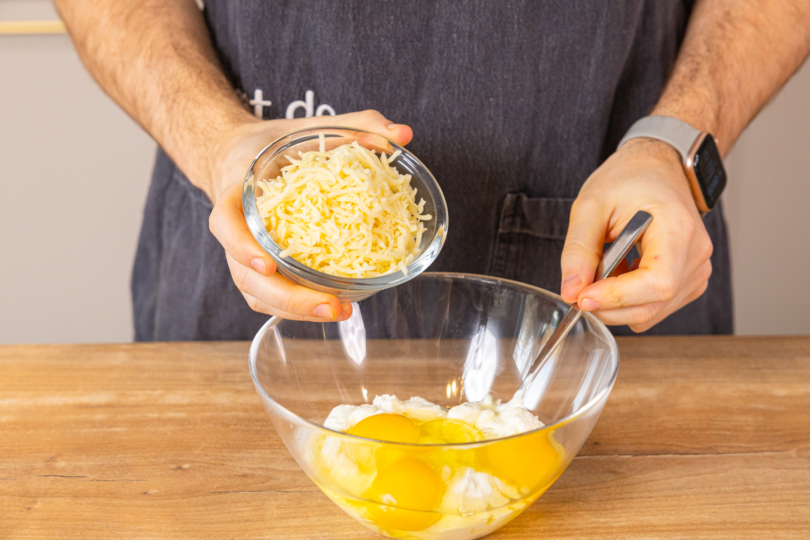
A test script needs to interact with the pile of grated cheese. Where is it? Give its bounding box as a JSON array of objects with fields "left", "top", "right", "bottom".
[{"left": 255, "top": 135, "right": 432, "bottom": 278}]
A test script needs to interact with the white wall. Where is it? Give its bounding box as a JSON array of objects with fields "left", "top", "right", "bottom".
[{"left": 0, "top": 8, "right": 808, "bottom": 343}]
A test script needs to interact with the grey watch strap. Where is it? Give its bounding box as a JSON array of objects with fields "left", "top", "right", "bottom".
[{"left": 617, "top": 115, "right": 701, "bottom": 162}]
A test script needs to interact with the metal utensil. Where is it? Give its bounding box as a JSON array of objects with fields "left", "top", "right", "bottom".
[{"left": 519, "top": 210, "right": 653, "bottom": 392}]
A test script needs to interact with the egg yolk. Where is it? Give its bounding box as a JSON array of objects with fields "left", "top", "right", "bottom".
[
  {"left": 417, "top": 418, "right": 483, "bottom": 444},
  {"left": 333, "top": 405, "right": 561, "bottom": 534},
  {"left": 349, "top": 414, "right": 420, "bottom": 444},
  {"left": 485, "top": 430, "right": 562, "bottom": 491},
  {"left": 365, "top": 456, "right": 444, "bottom": 531}
]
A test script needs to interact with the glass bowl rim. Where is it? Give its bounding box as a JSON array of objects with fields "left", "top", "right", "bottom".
[
  {"left": 248, "top": 272, "right": 620, "bottom": 448},
  {"left": 242, "top": 126, "right": 449, "bottom": 287}
]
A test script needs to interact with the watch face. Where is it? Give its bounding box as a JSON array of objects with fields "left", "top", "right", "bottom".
[{"left": 692, "top": 134, "right": 726, "bottom": 210}]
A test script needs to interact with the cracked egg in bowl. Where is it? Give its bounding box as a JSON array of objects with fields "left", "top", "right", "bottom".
[{"left": 249, "top": 273, "right": 618, "bottom": 539}]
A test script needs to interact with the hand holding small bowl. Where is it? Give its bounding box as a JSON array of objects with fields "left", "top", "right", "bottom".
[{"left": 243, "top": 127, "right": 449, "bottom": 303}]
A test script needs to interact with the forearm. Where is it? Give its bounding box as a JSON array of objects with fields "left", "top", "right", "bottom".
[
  {"left": 54, "top": 0, "right": 257, "bottom": 197},
  {"left": 653, "top": 0, "right": 810, "bottom": 155}
]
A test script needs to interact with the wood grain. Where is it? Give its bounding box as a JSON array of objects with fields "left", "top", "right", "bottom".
[{"left": 1, "top": 337, "right": 809, "bottom": 539}]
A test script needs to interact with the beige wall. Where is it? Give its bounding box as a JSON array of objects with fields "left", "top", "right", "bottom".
[
  {"left": 0, "top": 31, "right": 155, "bottom": 344},
  {"left": 0, "top": 21, "right": 808, "bottom": 343},
  {"left": 724, "top": 61, "right": 810, "bottom": 335}
]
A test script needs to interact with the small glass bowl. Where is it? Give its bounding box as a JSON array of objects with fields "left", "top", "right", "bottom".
[
  {"left": 250, "top": 273, "right": 620, "bottom": 539},
  {"left": 242, "top": 127, "right": 449, "bottom": 302}
]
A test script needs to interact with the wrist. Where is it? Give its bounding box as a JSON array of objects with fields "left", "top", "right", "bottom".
[
  {"left": 616, "top": 137, "right": 700, "bottom": 211},
  {"left": 649, "top": 99, "right": 725, "bottom": 155},
  {"left": 619, "top": 115, "right": 728, "bottom": 214},
  {"left": 207, "top": 115, "right": 283, "bottom": 204},
  {"left": 157, "top": 98, "right": 257, "bottom": 203},
  {"left": 202, "top": 113, "right": 261, "bottom": 202},
  {"left": 618, "top": 137, "right": 683, "bottom": 170}
]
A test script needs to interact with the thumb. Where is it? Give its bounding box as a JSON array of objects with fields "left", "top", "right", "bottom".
[
  {"left": 560, "top": 198, "right": 608, "bottom": 303},
  {"left": 349, "top": 109, "right": 412, "bottom": 146}
]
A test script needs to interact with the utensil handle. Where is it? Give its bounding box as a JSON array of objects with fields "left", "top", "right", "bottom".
[{"left": 595, "top": 211, "right": 653, "bottom": 282}]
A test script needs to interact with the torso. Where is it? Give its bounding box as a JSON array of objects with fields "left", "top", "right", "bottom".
[{"left": 132, "top": 0, "right": 733, "bottom": 340}]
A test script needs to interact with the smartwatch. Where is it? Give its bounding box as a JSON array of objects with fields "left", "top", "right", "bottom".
[{"left": 617, "top": 115, "right": 727, "bottom": 214}]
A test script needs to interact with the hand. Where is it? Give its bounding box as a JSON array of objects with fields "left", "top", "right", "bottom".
[
  {"left": 560, "top": 138, "right": 714, "bottom": 332},
  {"left": 207, "top": 111, "right": 414, "bottom": 321}
]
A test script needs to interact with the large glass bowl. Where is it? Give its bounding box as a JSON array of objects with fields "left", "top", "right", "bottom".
[
  {"left": 249, "top": 273, "right": 619, "bottom": 539},
  {"left": 242, "top": 127, "right": 449, "bottom": 302}
]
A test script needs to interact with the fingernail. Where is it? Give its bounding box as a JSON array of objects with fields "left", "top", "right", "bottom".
[
  {"left": 386, "top": 123, "right": 396, "bottom": 129},
  {"left": 313, "top": 304, "right": 334, "bottom": 319},
  {"left": 580, "top": 298, "right": 600, "bottom": 311},
  {"left": 561, "top": 275, "right": 581, "bottom": 292},
  {"left": 250, "top": 258, "right": 266, "bottom": 274}
]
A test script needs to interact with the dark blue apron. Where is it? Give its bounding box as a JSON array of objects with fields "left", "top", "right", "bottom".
[{"left": 132, "top": 0, "right": 732, "bottom": 341}]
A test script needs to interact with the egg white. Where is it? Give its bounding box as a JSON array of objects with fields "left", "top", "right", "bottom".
[{"left": 324, "top": 391, "right": 543, "bottom": 440}]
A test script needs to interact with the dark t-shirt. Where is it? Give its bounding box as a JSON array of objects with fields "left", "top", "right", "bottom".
[{"left": 132, "top": 0, "right": 732, "bottom": 340}]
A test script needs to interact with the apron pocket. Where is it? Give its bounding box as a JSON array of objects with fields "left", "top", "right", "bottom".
[{"left": 489, "top": 193, "right": 574, "bottom": 293}]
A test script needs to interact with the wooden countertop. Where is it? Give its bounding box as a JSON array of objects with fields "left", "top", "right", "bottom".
[{"left": 2, "top": 337, "right": 809, "bottom": 539}]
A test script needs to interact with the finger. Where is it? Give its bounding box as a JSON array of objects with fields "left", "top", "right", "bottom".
[
  {"left": 560, "top": 198, "right": 610, "bottom": 303},
  {"left": 588, "top": 260, "right": 711, "bottom": 328},
  {"left": 577, "top": 208, "right": 698, "bottom": 311},
  {"left": 589, "top": 301, "right": 664, "bottom": 328},
  {"left": 628, "top": 279, "right": 708, "bottom": 333},
  {"left": 592, "top": 275, "right": 709, "bottom": 331},
  {"left": 209, "top": 181, "right": 277, "bottom": 276},
  {"left": 241, "top": 291, "right": 353, "bottom": 322},
  {"left": 347, "top": 109, "right": 413, "bottom": 146},
  {"left": 300, "top": 109, "right": 413, "bottom": 146},
  {"left": 384, "top": 123, "right": 413, "bottom": 146},
  {"left": 227, "top": 253, "right": 347, "bottom": 320},
  {"left": 627, "top": 259, "right": 711, "bottom": 332}
]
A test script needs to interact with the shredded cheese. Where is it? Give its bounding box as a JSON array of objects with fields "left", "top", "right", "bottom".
[{"left": 256, "top": 139, "right": 432, "bottom": 278}]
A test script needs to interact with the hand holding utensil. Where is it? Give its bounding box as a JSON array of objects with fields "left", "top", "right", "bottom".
[{"left": 520, "top": 211, "right": 653, "bottom": 392}]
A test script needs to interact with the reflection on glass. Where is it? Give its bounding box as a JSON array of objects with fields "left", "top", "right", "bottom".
[
  {"left": 444, "top": 379, "right": 458, "bottom": 399},
  {"left": 523, "top": 342, "right": 562, "bottom": 411},
  {"left": 513, "top": 296, "right": 541, "bottom": 377},
  {"left": 514, "top": 305, "right": 563, "bottom": 378},
  {"left": 271, "top": 326, "right": 287, "bottom": 364},
  {"left": 512, "top": 308, "right": 563, "bottom": 409},
  {"left": 569, "top": 347, "right": 598, "bottom": 414},
  {"left": 462, "top": 326, "right": 497, "bottom": 402},
  {"left": 339, "top": 303, "right": 366, "bottom": 365}
]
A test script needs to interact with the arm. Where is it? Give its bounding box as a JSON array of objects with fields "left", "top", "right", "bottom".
[
  {"left": 654, "top": 0, "right": 810, "bottom": 153},
  {"left": 560, "top": 0, "right": 810, "bottom": 332},
  {"left": 55, "top": 0, "right": 412, "bottom": 321},
  {"left": 55, "top": 0, "right": 255, "bottom": 198}
]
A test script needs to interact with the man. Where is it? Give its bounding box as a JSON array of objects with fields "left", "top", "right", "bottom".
[{"left": 55, "top": 0, "right": 810, "bottom": 340}]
